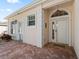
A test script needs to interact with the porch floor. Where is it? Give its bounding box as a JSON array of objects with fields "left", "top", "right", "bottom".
[
  {"left": 44, "top": 42, "right": 77, "bottom": 59},
  {"left": 0, "top": 41, "right": 77, "bottom": 59}
]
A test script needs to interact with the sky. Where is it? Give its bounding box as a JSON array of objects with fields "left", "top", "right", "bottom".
[{"left": 0, "top": 0, "right": 33, "bottom": 22}]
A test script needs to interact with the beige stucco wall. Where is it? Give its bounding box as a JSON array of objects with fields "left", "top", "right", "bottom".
[
  {"left": 42, "top": 9, "right": 50, "bottom": 46},
  {"left": 74, "top": 0, "right": 79, "bottom": 58},
  {"left": 8, "top": 5, "right": 43, "bottom": 47}
]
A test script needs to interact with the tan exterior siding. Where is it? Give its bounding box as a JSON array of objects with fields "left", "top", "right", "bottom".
[{"left": 8, "top": 5, "right": 43, "bottom": 47}]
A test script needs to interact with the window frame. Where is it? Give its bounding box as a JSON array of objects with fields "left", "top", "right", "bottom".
[
  {"left": 10, "top": 20, "right": 17, "bottom": 34},
  {"left": 27, "top": 14, "right": 36, "bottom": 26}
]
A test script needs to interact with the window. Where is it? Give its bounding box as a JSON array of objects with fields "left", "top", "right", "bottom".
[
  {"left": 11, "top": 20, "right": 17, "bottom": 34},
  {"left": 27, "top": 14, "right": 35, "bottom": 26},
  {"left": 51, "top": 10, "right": 68, "bottom": 17}
]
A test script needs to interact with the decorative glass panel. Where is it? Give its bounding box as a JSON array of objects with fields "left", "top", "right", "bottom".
[
  {"left": 51, "top": 10, "right": 68, "bottom": 17},
  {"left": 52, "top": 22, "right": 55, "bottom": 39}
]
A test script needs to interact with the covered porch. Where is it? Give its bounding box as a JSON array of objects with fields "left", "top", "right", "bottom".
[{"left": 42, "top": 0, "right": 74, "bottom": 47}]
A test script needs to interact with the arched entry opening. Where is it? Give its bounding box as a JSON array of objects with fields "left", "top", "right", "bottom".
[{"left": 49, "top": 9, "right": 70, "bottom": 45}]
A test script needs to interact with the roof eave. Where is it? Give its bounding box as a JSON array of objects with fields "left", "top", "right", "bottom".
[{"left": 5, "top": 0, "right": 46, "bottom": 19}]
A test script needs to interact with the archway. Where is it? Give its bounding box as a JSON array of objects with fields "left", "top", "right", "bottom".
[{"left": 49, "top": 9, "right": 70, "bottom": 45}]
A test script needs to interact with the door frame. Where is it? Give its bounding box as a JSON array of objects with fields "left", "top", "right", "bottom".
[{"left": 49, "top": 15, "right": 71, "bottom": 46}]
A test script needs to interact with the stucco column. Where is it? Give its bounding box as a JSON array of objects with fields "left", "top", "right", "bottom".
[{"left": 74, "top": 0, "right": 79, "bottom": 58}]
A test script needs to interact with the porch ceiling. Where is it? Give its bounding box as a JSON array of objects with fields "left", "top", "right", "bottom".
[{"left": 42, "top": 0, "right": 72, "bottom": 9}]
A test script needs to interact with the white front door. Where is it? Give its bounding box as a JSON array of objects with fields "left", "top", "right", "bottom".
[{"left": 50, "top": 16, "right": 69, "bottom": 44}]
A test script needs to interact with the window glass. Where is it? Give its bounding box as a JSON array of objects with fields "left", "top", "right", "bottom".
[
  {"left": 27, "top": 15, "right": 35, "bottom": 26},
  {"left": 11, "top": 20, "right": 17, "bottom": 34}
]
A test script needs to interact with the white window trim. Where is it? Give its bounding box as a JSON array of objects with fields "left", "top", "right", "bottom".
[{"left": 27, "top": 14, "right": 36, "bottom": 27}]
